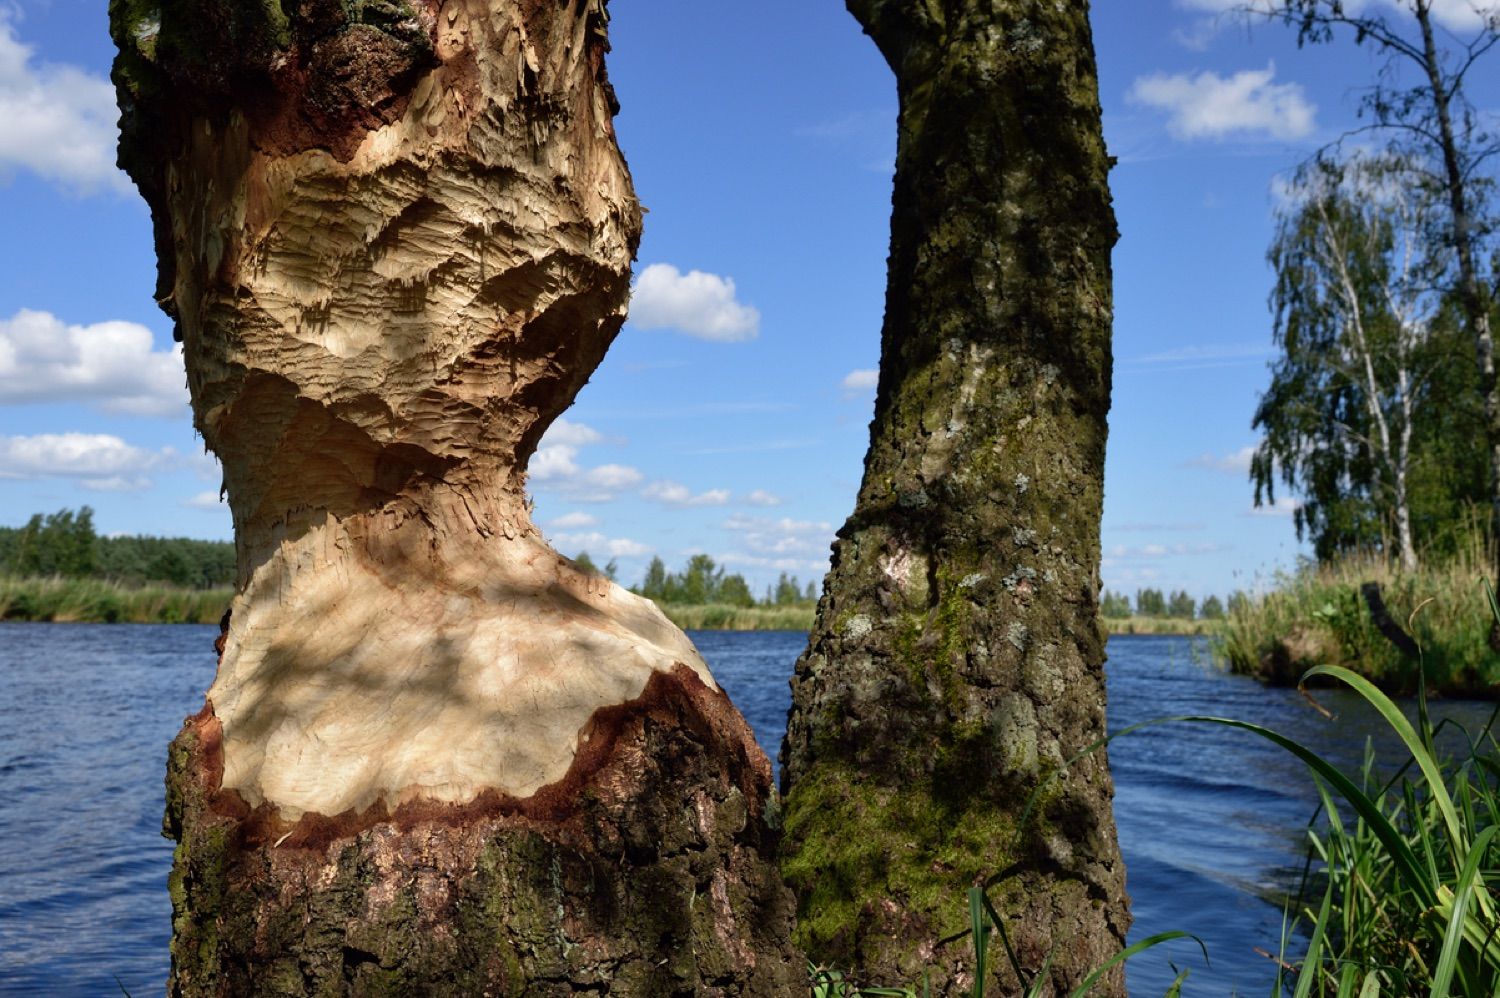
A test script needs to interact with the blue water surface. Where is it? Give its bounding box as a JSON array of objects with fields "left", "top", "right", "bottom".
[{"left": 1, "top": 625, "right": 1490, "bottom": 995}]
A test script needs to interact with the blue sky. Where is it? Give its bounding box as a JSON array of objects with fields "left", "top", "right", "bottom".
[{"left": 1, "top": 0, "right": 1495, "bottom": 602}]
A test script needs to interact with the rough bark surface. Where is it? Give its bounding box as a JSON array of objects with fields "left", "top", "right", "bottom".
[
  {"left": 779, "top": 2, "right": 1129, "bottom": 994},
  {"left": 111, "top": 0, "right": 797, "bottom": 991}
]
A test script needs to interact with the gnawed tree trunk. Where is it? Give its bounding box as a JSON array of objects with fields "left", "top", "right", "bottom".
[
  {"left": 110, "top": 1, "right": 797, "bottom": 993},
  {"left": 779, "top": 2, "right": 1129, "bottom": 994}
]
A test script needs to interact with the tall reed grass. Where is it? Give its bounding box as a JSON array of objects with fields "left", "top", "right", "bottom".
[
  {"left": 658, "top": 602, "right": 814, "bottom": 631},
  {"left": 0, "top": 575, "right": 229, "bottom": 624},
  {"left": 1104, "top": 616, "right": 1223, "bottom": 637},
  {"left": 1218, "top": 527, "right": 1499, "bottom": 694}
]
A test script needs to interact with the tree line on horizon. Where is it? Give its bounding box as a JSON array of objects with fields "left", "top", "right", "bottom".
[
  {"left": 570, "top": 550, "right": 817, "bottom": 608},
  {"left": 0, "top": 507, "right": 235, "bottom": 589},
  {"left": 1099, "top": 588, "right": 1245, "bottom": 621}
]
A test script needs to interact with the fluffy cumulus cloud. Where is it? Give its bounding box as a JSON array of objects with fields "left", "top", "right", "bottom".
[
  {"left": 528, "top": 418, "right": 642, "bottom": 500},
  {"left": 629, "top": 264, "right": 760, "bottom": 342},
  {"left": 0, "top": 16, "right": 131, "bottom": 193},
  {"left": 1128, "top": 63, "right": 1315, "bottom": 142},
  {"left": 0, "top": 432, "right": 175, "bottom": 491},
  {"left": 642, "top": 480, "right": 731, "bottom": 508},
  {"left": 745, "top": 489, "right": 782, "bottom": 507},
  {"left": 0, "top": 310, "right": 188, "bottom": 416},
  {"left": 841, "top": 368, "right": 878, "bottom": 397}
]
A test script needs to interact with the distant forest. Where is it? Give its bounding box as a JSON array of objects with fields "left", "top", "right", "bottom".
[{"left": 0, "top": 507, "right": 234, "bottom": 589}]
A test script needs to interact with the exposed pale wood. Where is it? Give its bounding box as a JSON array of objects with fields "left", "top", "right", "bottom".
[{"left": 112, "top": 1, "right": 799, "bottom": 990}]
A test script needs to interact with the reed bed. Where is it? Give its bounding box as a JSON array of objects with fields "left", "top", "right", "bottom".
[
  {"left": 658, "top": 602, "right": 814, "bottom": 631},
  {"left": 0, "top": 576, "right": 230, "bottom": 624},
  {"left": 1218, "top": 529, "right": 1500, "bottom": 695},
  {"left": 1103, "top": 616, "right": 1223, "bottom": 637}
]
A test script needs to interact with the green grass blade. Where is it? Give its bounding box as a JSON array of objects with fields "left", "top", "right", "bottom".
[
  {"left": 1293, "top": 875, "right": 1336, "bottom": 998},
  {"left": 969, "top": 886, "right": 991, "bottom": 998},
  {"left": 1431, "top": 825, "right": 1500, "bottom": 997},
  {"left": 1174, "top": 713, "right": 1438, "bottom": 908},
  {"left": 1064, "top": 931, "right": 1207, "bottom": 998},
  {"left": 1302, "top": 665, "right": 1467, "bottom": 857}
]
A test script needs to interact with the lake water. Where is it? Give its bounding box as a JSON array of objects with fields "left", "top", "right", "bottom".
[{"left": 1, "top": 624, "right": 1491, "bottom": 996}]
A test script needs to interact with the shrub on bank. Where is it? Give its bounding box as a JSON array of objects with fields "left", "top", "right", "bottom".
[{"left": 1218, "top": 533, "right": 1500, "bottom": 695}]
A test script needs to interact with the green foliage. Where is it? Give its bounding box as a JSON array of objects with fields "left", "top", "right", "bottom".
[
  {"left": 1245, "top": 661, "right": 1500, "bottom": 996},
  {"left": 633, "top": 554, "right": 814, "bottom": 612},
  {"left": 1099, "top": 590, "right": 1131, "bottom": 618},
  {"left": 1199, "top": 595, "right": 1225, "bottom": 620},
  {"left": 1166, "top": 590, "right": 1196, "bottom": 620},
  {"left": 572, "top": 550, "right": 600, "bottom": 575},
  {"left": 1135, "top": 588, "right": 1166, "bottom": 617},
  {"left": 1252, "top": 153, "right": 1487, "bottom": 564},
  {"left": 1217, "top": 526, "right": 1500, "bottom": 693},
  {"left": 0, "top": 507, "right": 234, "bottom": 589}
]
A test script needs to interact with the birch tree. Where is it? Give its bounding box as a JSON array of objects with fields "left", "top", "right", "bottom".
[
  {"left": 1265, "top": 0, "right": 1500, "bottom": 583},
  {"left": 1254, "top": 154, "right": 1447, "bottom": 570}
]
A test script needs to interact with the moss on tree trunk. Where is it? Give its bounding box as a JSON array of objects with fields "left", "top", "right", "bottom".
[{"left": 779, "top": 2, "right": 1130, "bottom": 993}]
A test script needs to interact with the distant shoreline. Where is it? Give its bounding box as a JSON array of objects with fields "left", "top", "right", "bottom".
[{"left": 1, "top": 578, "right": 1223, "bottom": 636}]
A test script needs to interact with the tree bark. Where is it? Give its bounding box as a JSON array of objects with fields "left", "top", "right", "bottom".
[
  {"left": 779, "top": 1, "right": 1129, "bottom": 994},
  {"left": 1413, "top": 0, "right": 1500, "bottom": 625},
  {"left": 110, "top": 0, "right": 798, "bottom": 992}
]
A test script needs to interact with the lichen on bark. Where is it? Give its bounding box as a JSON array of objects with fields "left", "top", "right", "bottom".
[{"left": 779, "top": 2, "right": 1130, "bottom": 993}]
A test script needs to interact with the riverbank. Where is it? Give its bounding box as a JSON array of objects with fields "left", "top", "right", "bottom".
[
  {"left": 1218, "top": 538, "right": 1500, "bottom": 697},
  {"left": 1102, "top": 616, "right": 1222, "bottom": 636},
  {"left": 0, "top": 578, "right": 1236, "bottom": 638},
  {"left": 0, "top": 576, "right": 229, "bottom": 624}
]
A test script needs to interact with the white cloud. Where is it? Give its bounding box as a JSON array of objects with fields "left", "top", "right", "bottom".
[
  {"left": 1187, "top": 446, "right": 1256, "bottom": 475},
  {"left": 1247, "top": 496, "right": 1302, "bottom": 518},
  {"left": 629, "top": 263, "right": 760, "bottom": 342},
  {"left": 746, "top": 489, "right": 782, "bottom": 507},
  {"left": 552, "top": 531, "right": 652, "bottom": 558},
  {"left": 526, "top": 418, "right": 641, "bottom": 501},
  {"left": 548, "top": 511, "right": 599, "bottom": 529},
  {"left": 584, "top": 464, "right": 643, "bottom": 490},
  {"left": 540, "top": 418, "right": 603, "bottom": 448},
  {"left": 718, "top": 551, "right": 829, "bottom": 574},
  {"left": 1103, "top": 542, "right": 1230, "bottom": 562},
  {"left": 1128, "top": 63, "right": 1315, "bottom": 142},
  {"left": 0, "top": 309, "right": 187, "bottom": 416},
  {"left": 529, "top": 444, "right": 580, "bottom": 481},
  {"left": 722, "top": 513, "right": 835, "bottom": 558},
  {"left": 183, "top": 490, "right": 225, "bottom": 509},
  {"left": 643, "top": 480, "right": 731, "bottom": 507},
  {"left": 841, "top": 368, "right": 878, "bottom": 397},
  {"left": 0, "top": 16, "right": 131, "bottom": 194},
  {"left": 0, "top": 432, "right": 174, "bottom": 490}
]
